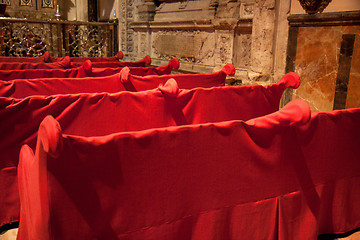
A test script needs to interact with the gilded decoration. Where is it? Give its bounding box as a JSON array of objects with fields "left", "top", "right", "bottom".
[
  {"left": 42, "top": 0, "right": 53, "bottom": 8},
  {"left": 20, "top": 0, "right": 32, "bottom": 6},
  {"left": 298, "top": 0, "right": 332, "bottom": 14}
]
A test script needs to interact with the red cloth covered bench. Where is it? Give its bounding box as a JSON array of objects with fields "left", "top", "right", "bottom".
[
  {"left": 0, "top": 56, "right": 70, "bottom": 70},
  {"left": 0, "top": 73, "right": 300, "bottom": 227},
  {"left": 69, "top": 55, "right": 151, "bottom": 68},
  {"left": 118, "top": 63, "right": 235, "bottom": 91},
  {"left": 0, "top": 51, "right": 49, "bottom": 63},
  {"left": 0, "top": 63, "right": 234, "bottom": 98},
  {"left": 47, "top": 51, "right": 124, "bottom": 62},
  {"left": 17, "top": 100, "right": 360, "bottom": 239},
  {"left": 0, "top": 58, "right": 179, "bottom": 81}
]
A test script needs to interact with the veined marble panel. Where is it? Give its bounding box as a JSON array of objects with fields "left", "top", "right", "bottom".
[
  {"left": 293, "top": 25, "right": 360, "bottom": 112},
  {"left": 293, "top": 26, "right": 341, "bottom": 112}
]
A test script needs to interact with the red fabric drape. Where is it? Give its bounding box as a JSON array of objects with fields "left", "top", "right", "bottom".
[
  {"left": 0, "top": 51, "right": 49, "bottom": 63},
  {"left": 119, "top": 63, "right": 235, "bottom": 91},
  {"left": 0, "top": 56, "right": 70, "bottom": 70},
  {"left": 0, "top": 63, "right": 234, "bottom": 98},
  {"left": 0, "top": 76, "right": 299, "bottom": 227},
  {"left": 69, "top": 55, "right": 151, "bottom": 68},
  {"left": 17, "top": 100, "right": 360, "bottom": 239},
  {"left": 0, "top": 58, "right": 179, "bottom": 81},
  {"left": 47, "top": 51, "right": 124, "bottom": 62}
]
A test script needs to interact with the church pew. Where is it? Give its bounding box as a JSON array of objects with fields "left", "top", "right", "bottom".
[
  {"left": 0, "top": 56, "right": 70, "bottom": 70},
  {"left": 47, "top": 51, "right": 124, "bottom": 62},
  {"left": 0, "top": 51, "right": 49, "bottom": 62},
  {"left": 0, "top": 63, "right": 234, "bottom": 98},
  {"left": 0, "top": 73, "right": 300, "bottom": 227},
  {"left": 118, "top": 63, "right": 235, "bottom": 91},
  {"left": 16, "top": 100, "right": 360, "bottom": 239},
  {"left": 0, "top": 58, "right": 179, "bottom": 81},
  {"left": 69, "top": 55, "right": 151, "bottom": 68}
]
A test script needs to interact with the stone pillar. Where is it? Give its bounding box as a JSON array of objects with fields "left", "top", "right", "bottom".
[
  {"left": 273, "top": 0, "right": 291, "bottom": 83},
  {"left": 118, "top": 0, "right": 136, "bottom": 59},
  {"left": 249, "top": 0, "right": 276, "bottom": 83}
]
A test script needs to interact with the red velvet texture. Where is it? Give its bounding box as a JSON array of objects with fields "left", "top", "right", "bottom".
[
  {"left": 0, "top": 58, "right": 179, "bottom": 81},
  {"left": 0, "top": 51, "right": 49, "bottom": 63},
  {"left": 118, "top": 63, "right": 235, "bottom": 92},
  {"left": 0, "top": 63, "right": 234, "bottom": 97},
  {"left": 0, "top": 56, "right": 71, "bottom": 70},
  {"left": 0, "top": 76, "right": 299, "bottom": 227},
  {"left": 47, "top": 51, "right": 124, "bottom": 62},
  {"left": 17, "top": 100, "right": 360, "bottom": 240}
]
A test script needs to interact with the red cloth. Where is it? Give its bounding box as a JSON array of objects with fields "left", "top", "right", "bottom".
[
  {"left": 119, "top": 63, "right": 235, "bottom": 91},
  {"left": 47, "top": 51, "right": 124, "bottom": 62},
  {"left": 17, "top": 100, "right": 360, "bottom": 239},
  {"left": 69, "top": 55, "right": 151, "bottom": 68},
  {"left": 0, "top": 58, "right": 179, "bottom": 81},
  {"left": 0, "top": 51, "right": 49, "bottom": 62},
  {"left": 0, "top": 56, "right": 70, "bottom": 70},
  {"left": 0, "top": 63, "right": 234, "bottom": 98},
  {"left": 0, "top": 76, "right": 298, "bottom": 227}
]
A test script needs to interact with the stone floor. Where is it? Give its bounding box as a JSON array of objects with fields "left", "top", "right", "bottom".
[
  {"left": 1, "top": 227, "right": 360, "bottom": 239},
  {"left": 0, "top": 228, "right": 17, "bottom": 240}
]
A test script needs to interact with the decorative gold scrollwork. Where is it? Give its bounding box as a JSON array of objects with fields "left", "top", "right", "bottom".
[
  {"left": 0, "top": 19, "right": 116, "bottom": 57},
  {"left": 65, "top": 25, "right": 109, "bottom": 57}
]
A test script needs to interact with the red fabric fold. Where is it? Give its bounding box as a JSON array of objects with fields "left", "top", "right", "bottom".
[
  {"left": 0, "top": 51, "right": 49, "bottom": 62},
  {"left": 0, "top": 63, "right": 235, "bottom": 98},
  {"left": 0, "top": 56, "right": 70, "bottom": 70},
  {"left": 118, "top": 63, "right": 233, "bottom": 91},
  {"left": 0, "top": 59, "right": 178, "bottom": 81},
  {"left": 0, "top": 78, "right": 294, "bottom": 226},
  {"left": 16, "top": 102, "right": 360, "bottom": 239}
]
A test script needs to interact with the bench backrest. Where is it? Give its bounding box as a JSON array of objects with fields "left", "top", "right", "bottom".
[
  {"left": 0, "top": 63, "right": 234, "bottom": 98},
  {"left": 0, "top": 58, "right": 179, "bottom": 81},
  {"left": 0, "top": 73, "right": 300, "bottom": 227},
  {"left": 17, "top": 100, "right": 360, "bottom": 239}
]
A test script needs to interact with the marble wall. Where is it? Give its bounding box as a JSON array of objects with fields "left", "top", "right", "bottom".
[{"left": 287, "top": 12, "right": 360, "bottom": 112}]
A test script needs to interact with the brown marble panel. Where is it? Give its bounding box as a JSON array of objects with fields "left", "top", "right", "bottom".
[
  {"left": 293, "top": 26, "right": 342, "bottom": 112},
  {"left": 344, "top": 26, "right": 360, "bottom": 109}
]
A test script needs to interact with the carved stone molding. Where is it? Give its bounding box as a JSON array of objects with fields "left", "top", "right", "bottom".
[{"left": 298, "top": 0, "right": 332, "bottom": 14}]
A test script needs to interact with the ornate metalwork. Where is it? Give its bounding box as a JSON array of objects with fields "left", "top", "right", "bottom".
[
  {"left": 0, "top": 21, "right": 49, "bottom": 56},
  {"left": 0, "top": 19, "right": 118, "bottom": 57},
  {"left": 42, "top": 0, "right": 54, "bottom": 8},
  {"left": 20, "top": 0, "right": 32, "bottom": 6},
  {"left": 298, "top": 0, "right": 332, "bottom": 14},
  {"left": 64, "top": 24, "right": 110, "bottom": 57},
  {"left": 2, "top": 0, "right": 11, "bottom": 6}
]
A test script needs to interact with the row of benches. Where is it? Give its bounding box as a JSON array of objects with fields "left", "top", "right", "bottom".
[{"left": 0, "top": 52, "right": 359, "bottom": 239}]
